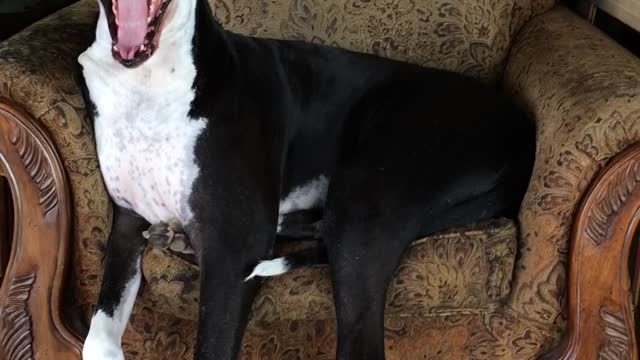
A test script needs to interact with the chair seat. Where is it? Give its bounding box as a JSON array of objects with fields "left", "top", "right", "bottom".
[{"left": 139, "top": 218, "right": 517, "bottom": 322}]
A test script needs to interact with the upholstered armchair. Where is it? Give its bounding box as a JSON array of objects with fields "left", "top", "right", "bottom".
[{"left": 0, "top": 0, "right": 639, "bottom": 359}]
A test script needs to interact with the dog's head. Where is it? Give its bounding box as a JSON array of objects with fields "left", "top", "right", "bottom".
[{"left": 98, "top": 0, "right": 178, "bottom": 68}]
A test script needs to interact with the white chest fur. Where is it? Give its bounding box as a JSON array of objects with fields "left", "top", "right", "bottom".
[
  {"left": 78, "top": 0, "right": 331, "bottom": 229},
  {"left": 93, "top": 105, "right": 205, "bottom": 224},
  {"left": 78, "top": 1, "right": 205, "bottom": 225}
]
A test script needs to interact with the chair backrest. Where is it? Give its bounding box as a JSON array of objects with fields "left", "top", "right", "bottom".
[{"left": 210, "top": 0, "right": 554, "bottom": 82}]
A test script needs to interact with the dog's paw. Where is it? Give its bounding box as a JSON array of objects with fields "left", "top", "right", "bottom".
[
  {"left": 168, "top": 233, "right": 195, "bottom": 254},
  {"left": 143, "top": 222, "right": 174, "bottom": 250},
  {"left": 82, "top": 337, "right": 124, "bottom": 360},
  {"left": 143, "top": 220, "right": 194, "bottom": 254}
]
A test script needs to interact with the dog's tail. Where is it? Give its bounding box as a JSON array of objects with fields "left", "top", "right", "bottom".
[{"left": 244, "top": 245, "right": 328, "bottom": 281}]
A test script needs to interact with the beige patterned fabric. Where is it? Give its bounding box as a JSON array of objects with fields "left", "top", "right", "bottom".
[
  {"left": 142, "top": 220, "right": 517, "bottom": 321},
  {"left": 120, "top": 307, "right": 558, "bottom": 359},
  {"left": 5, "top": 0, "right": 640, "bottom": 359},
  {"left": 503, "top": 6, "right": 640, "bottom": 326},
  {"left": 213, "top": 0, "right": 554, "bottom": 82}
]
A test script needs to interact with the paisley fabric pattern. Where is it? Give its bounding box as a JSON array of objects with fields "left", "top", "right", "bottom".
[
  {"left": 119, "top": 304, "right": 560, "bottom": 359},
  {"left": 212, "top": 0, "right": 554, "bottom": 82},
  {"left": 503, "top": 6, "right": 640, "bottom": 326},
  {"left": 4, "top": 0, "right": 640, "bottom": 358},
  {"left": 141, "top": 219, "right": 517, "bottom": 321}
]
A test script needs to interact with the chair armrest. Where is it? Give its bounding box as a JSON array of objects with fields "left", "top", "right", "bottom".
[
  {"left": 0, "top": 1, "right": 113, "bottom": 357},
  {"left": 0, "top": 0, "right": 96, "bottom": 123},
  {"left": 503, "top": 6, "right": 640, "bottom": 358}
]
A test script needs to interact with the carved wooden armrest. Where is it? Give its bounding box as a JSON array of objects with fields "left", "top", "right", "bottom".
[
  {"left": 542, "top": 143, "right": 640, "bottom": 360},
  {"left": 0, "top": 100, "right": 82, "bottom": 359}
]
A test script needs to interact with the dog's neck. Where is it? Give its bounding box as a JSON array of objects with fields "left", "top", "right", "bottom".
[{"left": 81, "top": 0, "right": 231, "bottom": 92}]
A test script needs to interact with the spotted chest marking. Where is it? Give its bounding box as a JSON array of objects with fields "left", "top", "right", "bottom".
[
  {"left": 79, "top": 0, "right": 205, "bottom": 225},
  {"left": 95, "top": 111, "right": 206, "bottom": 224}
]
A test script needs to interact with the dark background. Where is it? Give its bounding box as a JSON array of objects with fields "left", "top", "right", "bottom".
[
  {"left": 592, "top": 10, "right": 640, "bottom": 56},
  {"left": 0, "top": 0, "right": 77, "bottom": 40}
]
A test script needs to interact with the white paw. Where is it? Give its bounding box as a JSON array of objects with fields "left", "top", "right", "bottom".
[
  {"left": 82, "top": 336, "right": 124, "bottom": 360},
  {"left": 244, "top": 257, "right": 291, "bottom": 281}
]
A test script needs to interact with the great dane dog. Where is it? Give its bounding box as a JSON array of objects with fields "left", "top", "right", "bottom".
[{"left": 78, "top": 0, "right": 535, "bottom": 358}]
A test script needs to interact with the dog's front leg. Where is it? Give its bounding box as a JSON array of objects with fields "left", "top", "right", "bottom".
[
  {"left": 196, "top": 252, "right": 261, "bottom": 359},
  {"left": 190, "top": 223, "right": 271, "bottom": 360},
  {"left": 83, "top": 206, "right": 149, "bottom": 360}
]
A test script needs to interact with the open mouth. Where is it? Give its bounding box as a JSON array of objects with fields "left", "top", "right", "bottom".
[{"left": 110, "top": 0, "right": 172, "bottom": 67}]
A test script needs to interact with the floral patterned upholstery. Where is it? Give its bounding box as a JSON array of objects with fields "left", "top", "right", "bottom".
[
  {"left": 141, "top": 219, "right": 517, "bottom": 322},
  {"left": 2, "top": 0, "right": 640, "bottom": 358},
  {"left": 504, "top": 7, "right": 640, "bottom": 326},
  {"left": 212, "top": 0, "right": 553, "bottom": 82}
]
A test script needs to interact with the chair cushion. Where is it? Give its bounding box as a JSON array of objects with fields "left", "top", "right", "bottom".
[
  {"left": 140, "top": 219, "right": 517, "bottom": 321},
  {"left": 121, "top": 306, "right": 559, "bottom": 359}
]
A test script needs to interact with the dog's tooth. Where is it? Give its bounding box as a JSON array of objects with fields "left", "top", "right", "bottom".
[
  {"left": 147, "top": 16, "right": 152, "bottom": 23},
  {"left": 140, "top": 45, "right": 146, "bottom": 51}
]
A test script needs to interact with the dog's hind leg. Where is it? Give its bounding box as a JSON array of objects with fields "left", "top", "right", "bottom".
[
  {"left": 83, "top": 206, "right": 149, "bottom": 360},
  {"left": 244, "top": 244, "right": 329, "bottom": 280},
  {"left": 277, "top": 209, "right": 323, "bottom": 240},
  {"left": 321, "top": 84, "right": 533, "bottom": 359}
]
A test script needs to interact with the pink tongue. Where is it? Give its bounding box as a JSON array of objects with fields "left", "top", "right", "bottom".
[{"left": 116, "top": 0, "right": 149, "bottom": 60}]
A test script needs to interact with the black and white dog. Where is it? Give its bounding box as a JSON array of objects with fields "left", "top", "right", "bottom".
[{"left": 79, "top": 0, "right": 535, "bottom": 359}]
